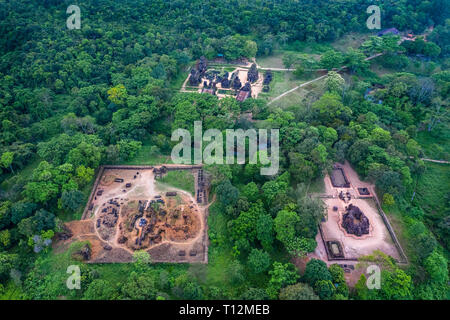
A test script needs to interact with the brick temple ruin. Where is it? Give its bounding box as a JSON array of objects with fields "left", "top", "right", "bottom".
[{"left": 181, "top": 57, "right": 265, "bottom": 100}]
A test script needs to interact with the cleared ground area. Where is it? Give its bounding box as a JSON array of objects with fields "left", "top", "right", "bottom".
[{"left": 55, "top": 165, "right": 209, "bottom": 263}]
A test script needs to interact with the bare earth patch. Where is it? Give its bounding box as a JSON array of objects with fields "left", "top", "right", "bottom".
[{"left": 54, "top": 165, "right": 209, "bottom": 263}]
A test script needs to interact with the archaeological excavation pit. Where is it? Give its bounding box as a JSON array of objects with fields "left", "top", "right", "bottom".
[
  {"left": 330, "top": 166, "right": 350, "bottom": 188},
  {"left": 57, "top": 165, "right": 209, "bottom": 263},
  {"left": 341, "top": 204, "right": 370, "bottom": 237}
]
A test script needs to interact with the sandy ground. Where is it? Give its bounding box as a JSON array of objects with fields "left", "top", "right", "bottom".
[
  {"left": 312, "top": 161, "right": 402, "bottom": 262},
  {"left": 181, "top": 67, "right": 263, "bottom": 99}
]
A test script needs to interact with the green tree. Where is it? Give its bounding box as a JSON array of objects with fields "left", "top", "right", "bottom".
[
  {"left": 314, "top": 280, "right": 336, "bottom": 300},
  {"left": 279, "top": 283, "right": 319, "bottom": 300},
  {"left": 383, "top": 193, "right": 395, "bottom": 206},
  {"left": 216, "top": 179, "right": 239, "bottom": 207},
  {"left": 132, "top": 250, "right": 152, "bottom": 273},
  {"left": 267, "top": 262, "right": 299, "bottom": 298},
  {"left": 11, "top": 202, "right": 37, "bottom": 225},
  {"left": 248, "top": 249, "right": 271, "bottom": 274},
  {"left": 241, "top": 287, "right": 270, "bottom": 300},
  {"left": 60, "top": 190, "right": 84, "bottom": 211},
  {"left": 121, "top": 272, "right": 158, "bottom": 300},
  {"left": 243, "top": 40, "right": 258, "bottom": 58},
  {"left": 274, "top": 209, "right": 299, "bottom": 245},
  {"left": 256, "top": 213, "right": 274, "bottom": 251},
  {"left": 107, "top": 84, "right": 127, "bottom": 105},
  {"left": 282, "top": 52, "right": 297, "bottom": 69},
  {"left": 328, "top": 264, "right": 349, "bottom": 297},
  {"left": 83, "top": 279, "right": 117, "bottom": 300},
  {"left": 0, "top": 229, "right": 11, "bottom": 249},
  {"left": 344, "top": 48, "right": 370, "bottom": 73},
  {"left": 241, "top": 182, "right": 260, "bottom": 202},
  {"left": 0, "top": 252, "right": 18, "bottom": 283},
  {"left": 320, "top": 50, "right": 344, "bottom": 70}
]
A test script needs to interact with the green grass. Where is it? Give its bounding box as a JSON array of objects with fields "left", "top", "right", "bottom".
[
  {"left": 260, "top": 71, "right": 299, "bottom": 97},
  {"left": 382, "top": 203, "right": 416, "bottom": 265},
  {"left": 158, "top": 170, "right": 195, "bottom": 195},
  {"left": 414, "top": 162, "right": 450, "bottom": 219},
  {"left": 308, "top": 176, "right": 326, "bottom": 194},
  {"left": 256, "top": 51, "right": 287, "bottom": 69},
  {"left": 258, "top": 70, "right": 319, "bottom": 103},
  {"left": 121, "top": 142, "right": 173, "bottom": 166},
  {"left": 284, "top": 41, "right": 334, "bottom": 54},
  {"left": 416, "top": 129, "right": 450, "bottom": 161},
  {"left": 205, "top": 202, "right": 240, "bottom": 294}
]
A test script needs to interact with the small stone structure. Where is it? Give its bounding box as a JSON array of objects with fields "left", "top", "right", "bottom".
[{"left": 330, "top": 166, "right": 350, "bottom": 188}]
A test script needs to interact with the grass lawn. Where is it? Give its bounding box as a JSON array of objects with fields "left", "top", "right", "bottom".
[
  {"left": 158, "top": 170, "right": 195, "bottom": 195},
  {"left": 257, "top": 51, "right": 287, "bottom": 69},
  {"left": 263, "top": 75, "right": 326, "bottom": 109},
  {"left": 256, "top": 49, "right": 323, "bottom": 69},
  {"left": 416, "top": 129, "right": 450, "bottom": 161},
  {"left": 259, "top": 71, "right": 300, "bottom": 98}
]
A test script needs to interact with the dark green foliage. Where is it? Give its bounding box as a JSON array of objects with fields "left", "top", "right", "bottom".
[
  {"left": 247, "top": 249, "right": 271, "bottom": 274},
  {"left": 83, "top": 279, "right": 118, "bottom": 300},
  {"left": 240, "top": 287, "right": 270, "bottom": 300},
  {"left": 303, "top": 259, "right": 332, "bottom": 287}
]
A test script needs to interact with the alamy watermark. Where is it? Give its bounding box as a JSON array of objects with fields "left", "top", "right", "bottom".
[
  {"left": 171, "top": 121, "right": 279, "bottom": 175},
  {"left": 67, "top": 5, "right": 81, "bottom": 30}
]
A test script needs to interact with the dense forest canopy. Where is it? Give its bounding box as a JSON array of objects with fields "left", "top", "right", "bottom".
[{"left": 0, "top": 0, "right": 448, "bottom": 301}]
